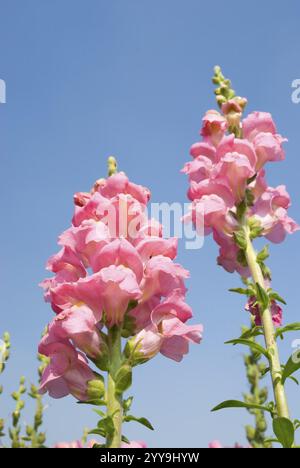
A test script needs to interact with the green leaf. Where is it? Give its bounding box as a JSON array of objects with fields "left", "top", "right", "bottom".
[
  {"left": 233, "top": 230, "right": 247, "bottom": 250},
  {"left": 93, "top": 409, "right": 106, "bottom": 417},
  {"left": 273, "top": 417, "right": 295, "bottom": 448},
  {"left": 77, "top": 399, "right": 106, "bottom": 406},
  {"left": 236, "top": 200, "right": 247, "bottom": 221},
  {"left": 115, "top": 365, "right": 132, "bottom": 395},
  {"left": 275, "top": 323, "right": 300, "bottom": 339},
  {"left": 123, "top": 415, "right": 154, "bottom": 431},
  {"left": 88, "top": 428, "right": 106, "bottom": 437},
  {"left": 240, "top": 327, "right": 264, "bottom": 340},
  {"left": 211, "top": 400, "right": 272, "bottom": 413},
  {"left": 257, "top": 245, "right": 270, "bottom": 263},
  {"left": 225, "top": 338, "right": 269, "bottom": 359},
  {"left": 282, "top": 353, "right": 300, "bottom": 384},
  {"left": 98, "top": 416, "right": 115, "bottom": 439},
  {"left": 123, "top": 396, "right": 134, "bottom": 415},
  {"left": 255, "top": 283, "right": 270, "bottom": 310},
  {"left": 229, "top": 288, "right": 252, "bottom": 296},
  {"left": 268, "top": 291, "right": 287, "bottom": 306},
  {"left": 288, "top": 376, "right": 299, "bottom": 386}
]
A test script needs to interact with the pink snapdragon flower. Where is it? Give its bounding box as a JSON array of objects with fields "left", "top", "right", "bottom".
[
  {"left": 183, "top": 102, "right": 298, "bottom": 276},
  {"left": 39, "top": 341, "right": 99, "bottom": 400},
  {"left": 40, "top": 171, "right": 202, "bottom": 400},
  {"left": 43, "top": 304, "right": 103, "bottom": 359},
  {"left": 246, "top": 297, "right": 283, "bottom": 328},
  {"left": 129, "top": 294, "right": 203, "bottom": 362}
]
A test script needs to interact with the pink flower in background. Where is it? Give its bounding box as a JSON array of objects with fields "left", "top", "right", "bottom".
[
  {"left": 183, "top": 103, "right": 298, "bottom": 276},
  {"left": 246, "top": 297, "right": 283, "bottom": 328},
  {"left": 209, "top": 440, "right": 223, "bottom": 448}
]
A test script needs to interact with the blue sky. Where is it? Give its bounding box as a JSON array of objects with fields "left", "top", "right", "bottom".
[{"left": 0, "top": 0, "right": 300, "bottom": 448}]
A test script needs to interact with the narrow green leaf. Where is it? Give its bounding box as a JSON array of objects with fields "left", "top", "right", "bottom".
[
  {"left": 257, "top": 245, "right": 270, "bottom": 263},
  {"left": 268, "top": 291, "right": 287, "bottom": 305},
  {"left": 123, "top": 396, "right": 134, "bottom": 414},
  {"left": 123, "top": 415, "right": 154, "bottom": 431},
  {"left": 273, "top": 417, "right": 295, "bottom": 448},
  {"left": 275, "top": 323, "right": 300, "bottom": 339},
  {"left": 225, "top": 338, "right": 269, "bottom": 359},
  {"left": 240, "top": 327, "right": 264, "bottom": 340},
  {"left": 229, "top": 288, "right": 252, "bottom": 296},
  {"left": 211, "top": 400, "right": 271, "bottom": 413},
  {"left": 88, "top": 428, "right": 106, "bottom": 437},
  {"left": 282, "top": 353, "right": 300, "bottom": 384},
  {"left": 255, "top": 283, "right": 270, "bottom": 310},
  {"left": 77, "top": 399, "right": 106, "bottom": 406}
]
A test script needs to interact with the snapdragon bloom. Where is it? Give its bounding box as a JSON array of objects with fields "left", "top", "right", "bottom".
[
  {"left": 40, "top": 171, "right": 202, "bottom": 400},
  {"left": 183, "top": 107, "right": 299, "bottom": 276},
  {"left": 183, "top": 98, "right": 299, "bottom": 329}
]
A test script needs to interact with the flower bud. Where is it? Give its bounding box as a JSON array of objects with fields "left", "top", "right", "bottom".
[{"left": 87, "top": 374, "right": 105, "bottom": 401}]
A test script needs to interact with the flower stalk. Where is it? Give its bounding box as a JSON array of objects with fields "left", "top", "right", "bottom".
[
  {"left": 243, "top": 223, "right": 290, "bottom": 420},
  {"left": 106, "top": 327, "right": 123, "bottom": 448}
]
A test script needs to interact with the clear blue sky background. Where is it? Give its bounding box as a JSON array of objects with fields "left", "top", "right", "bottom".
[{"left": 0, "top": 0, "right": 300, "bottom": 448}]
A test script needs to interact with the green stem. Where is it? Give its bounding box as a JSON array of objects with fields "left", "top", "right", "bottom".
[
  {"left": 244, "top": 225, "right": 290, "bottom": 420},
  {"left": 106, "top": 327, "right": 123, "bottom": 448}
]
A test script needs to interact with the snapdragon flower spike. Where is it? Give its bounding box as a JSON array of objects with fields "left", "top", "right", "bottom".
[
  {"left": 183, "top": 96, "right": 299, "bottom": 277},
  {"left": 40, "top": 168, "right": 202, "bottom": 402}
]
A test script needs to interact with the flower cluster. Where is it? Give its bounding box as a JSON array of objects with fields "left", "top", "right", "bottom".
[
  {"left": 183, "top": 109, "right": 299, "bottom": 276},
  {"left": 39, "top": 171, "right": 203, "bottom": 401},
  {"left": 183, "top": 102, "right": 299, "bottom": 328}
]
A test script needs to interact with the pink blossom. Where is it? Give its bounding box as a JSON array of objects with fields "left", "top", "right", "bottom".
[
  {"left": 209, "top": 440, "right": 223, "bottom": 449},
  {"left": 90, "top": 238, "right": 144, "bottom": 281},
  {"left": 94, "top": 172, "right": 151, "bottom": 205},
  {"left": 41, "top": 171, "right": 202, "bottom": 402},
  {"left": 252, "top": 186, "right": 299, "bottom": 243},
  {"left": 181, "top": 156, "right": 214, "bottom": 184},
  {"left": 131, "top": 298, "right": 203, "bottom": 362},
  {"left": 214, "top": 231, "right": 250, "bottom": 277},
  {"left": 136, "top": 237, "right": 178, "bottom": 262},
  {"left": 142, "top": 256, "right": 189, "bottom": 301},
  {"left": 190, "top": 141, "right": 216, "bottom": 161},
  {"left": 58, "top": 220, "right": 110, "bottom": 268},
  {"left": 186, "top": 195, "right": 235, "bottom": 236},
  {"left": 201, "top": 110, "right": 228, "bottom": 146},
  {"left": 52, "top": 265, "right": 142, "bottom": 326},
  {"left": 39, "top": 341, "right": 96, "bottom": 400},
  {"left": 242, "top": 112, "right": 277, "bottom": 140},
  {"left": 246, "top": 297, "right": 283, "bottom": 327},
  {"left": 187, "top": 176, "right": 236, "bottom": 206},
  {"left": 216, "top": 152, "right": 255, "bottom": 202},
  {"left": 43, "top": 304, "right": 103, "bottom": 359},
  {"left": 253, "top": 132, "right": 286, "bottom": 169}
]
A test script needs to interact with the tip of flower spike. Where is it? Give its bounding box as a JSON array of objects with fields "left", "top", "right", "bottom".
[
  {"left": 212, "top": 65, "right": 236, "bottom": 108},
  {"left": 107, "top": 156, "right": 118, "bottom": 177}
]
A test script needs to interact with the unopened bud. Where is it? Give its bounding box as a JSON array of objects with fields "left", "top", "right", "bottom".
[{"left": 87, "top": 375, "right": 105, "bottom": 400}]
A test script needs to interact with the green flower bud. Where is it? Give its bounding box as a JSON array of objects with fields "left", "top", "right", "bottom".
[{"left": 87, "top": 375, "right": 105, "bottom": 400}]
